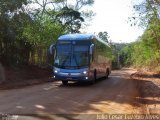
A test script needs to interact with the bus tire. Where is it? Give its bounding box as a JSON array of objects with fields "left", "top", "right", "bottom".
[{"left": 62, "top": 80, "right": 68, "bottom": 85}]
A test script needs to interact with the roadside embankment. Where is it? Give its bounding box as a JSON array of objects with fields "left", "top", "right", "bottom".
[
  {"left": 0, "top": 65, "right": 52, "bottom": 90},
  {"left": 131, "top": 70, "right": 160, "bottom": 114}
]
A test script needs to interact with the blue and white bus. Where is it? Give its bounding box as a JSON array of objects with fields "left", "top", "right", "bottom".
[{"left": 49, "top": 34, "right": 112, "bottom": 85}]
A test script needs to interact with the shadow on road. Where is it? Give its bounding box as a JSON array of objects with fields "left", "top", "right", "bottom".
[
  {"left": 58, "top": 77, "right": 107, "bottom": 87},
  {"left": 17, "top": 74, "right": 160, "bottom": 119},
  {"left": 41, "top": 69, "right": 160, "bottom": 114}
]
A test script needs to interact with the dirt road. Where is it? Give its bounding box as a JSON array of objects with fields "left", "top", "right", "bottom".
[{"left": 0, "top": 68, "right": 143, "bottom": 120}]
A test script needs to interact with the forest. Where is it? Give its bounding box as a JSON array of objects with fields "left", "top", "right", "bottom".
[
  {"left": 0, "top": 0, "right": 95, "bottom": 67},
  {"left": 119, "top": 0, "right": 160, "bottom": 73},
  {"left": 0, "top": 0, "right": 159, "bottom": 73}
]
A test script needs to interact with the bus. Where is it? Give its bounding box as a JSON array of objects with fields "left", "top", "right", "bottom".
[{"left": 49, "top": 33, "right": 112, "bottom": 85}]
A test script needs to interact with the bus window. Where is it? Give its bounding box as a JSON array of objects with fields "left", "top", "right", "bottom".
[
  {"left": 73, "top": 45, "right": 89, "bottom": 67},
  {"left": 54, "top": 44, "right": 72, "bottom": 67}
]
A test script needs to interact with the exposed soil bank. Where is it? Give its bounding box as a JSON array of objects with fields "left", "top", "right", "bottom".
[
  {"left": 131, "top": 71, "right": 160, "bottom": 114},
  {"left": 0, "top": 65, "right": 52, "bottom": 90}
]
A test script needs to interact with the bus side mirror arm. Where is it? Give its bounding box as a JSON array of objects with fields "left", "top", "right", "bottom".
[
  {"left": 49, "top": 44, "right": 55, "bottom": 55},
  {"left": 90, "top": 44, "right": 94, "bottom": 55}
]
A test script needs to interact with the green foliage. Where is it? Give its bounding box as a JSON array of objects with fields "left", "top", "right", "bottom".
[
  {"left": 120, "top": 44, "right": 133, "bottom": 66},
  {"left": 23, "top": 18, "right": 65, "bottom": 46},
  {"left": 0, "top": 0, "right": 31, "bottom": 65},
  {"left": 111, "top": 43, "right": 128, "bottom": 69},
  {"left": 55, "top": 6, "right": 84, "bottom": 33},
  {"left": 0, "top": 0, "right": 95, "bottom": 67},
  {"left": 130, "top": 17, "right": 160, "bottom": 70},
  {"left": 119, "top": 17, "right": 160, "bottom": 71},
  {"left": 33, "top": 0, "right": 94, "bottom": 33},
  {"left": 97, "top": 31, "right": 109, "bottom": 43},
  {"left": 120, "top": 0, "right": 160, "bottom": 72},
  {"left": 0, "top": 0, "right": 28, "bottom": 13}
]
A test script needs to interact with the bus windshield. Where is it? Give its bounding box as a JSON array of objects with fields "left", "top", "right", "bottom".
[{"left": 54, "top": 43, "right": 89, "bottom": 69}]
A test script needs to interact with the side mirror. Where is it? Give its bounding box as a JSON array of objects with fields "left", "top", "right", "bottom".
[
  {"left": 89, "top": 44, "right": 94, "bottom": 55},
  {"left": 49, "top": 44, "right": 55, "bottom": 55}
]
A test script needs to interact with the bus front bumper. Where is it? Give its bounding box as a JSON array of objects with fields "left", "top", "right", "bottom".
[
  {"left": 52, "top": 67, "right": 94, "bottom": 81},
  {"left": 53, "top": 74, "right": 92, "bottom": 81}
]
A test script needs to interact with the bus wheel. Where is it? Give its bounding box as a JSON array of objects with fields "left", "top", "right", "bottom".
[
  {"left": 62, "top": 81, "right": 68, "bottom": 85},
  {"left": 106, "top": 69, "right": 109, "bottom": 79}
]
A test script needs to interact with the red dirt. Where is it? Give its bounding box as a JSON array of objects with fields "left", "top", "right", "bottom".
[
  {"left": 131, "top": 70, "right": 160, "bottom": 114},
  {"left": 0, "top": 68, "right": 143, "bottom": 116},
  {"left": 0, "top": 66, "right": 159, "bottom": 116}
]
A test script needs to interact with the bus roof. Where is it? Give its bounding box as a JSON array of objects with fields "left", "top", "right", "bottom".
[
  {"left": 58, "top": 33, "right": 111, "bottom": 48},
  {"left": 58, "top": 34, "right": 95, "bottom": 41}
]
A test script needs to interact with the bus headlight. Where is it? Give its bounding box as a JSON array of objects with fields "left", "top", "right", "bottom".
[
  {"left": 85, "top": 77, "right": 88, "bottom": 79},
  {"left": 54, "top": 68, "right": 60, "bottom": 74},
  {"left": 83, "top": 71, "right": 88, "bottom": 74}
]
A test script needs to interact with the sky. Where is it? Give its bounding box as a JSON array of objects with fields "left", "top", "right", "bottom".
[{"left": 83, "top": 0, "right": 144, "bottom": 43}]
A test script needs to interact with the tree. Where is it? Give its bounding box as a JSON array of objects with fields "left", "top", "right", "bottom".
[
  {"left": 122, "top": 0, "right": 160, "bottom": 72},
  {"left": 97, "top": 31, "right": 109, "bottom": 43},
  {"left": 33, "top": 0, "right": 94, "bottom": 33},
  {"left": 0, "top": 0, "right": 96, "bottom": 67},
  {"left": 0, "top": 0, "right": 31, "bottom": 65},
  {"left": 55, "top": 6, "right": 84, "bottom": 33},
  {"left": 131, "top": 0, "right": 160, "bottom": 28}
]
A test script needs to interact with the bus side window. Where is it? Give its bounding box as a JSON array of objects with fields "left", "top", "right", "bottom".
[
  {"left": 91, "top": 46, "right": 95, "bottom": 62},
  {"left": 90, "top": 43, "right": 95, "bottom": 62}
]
